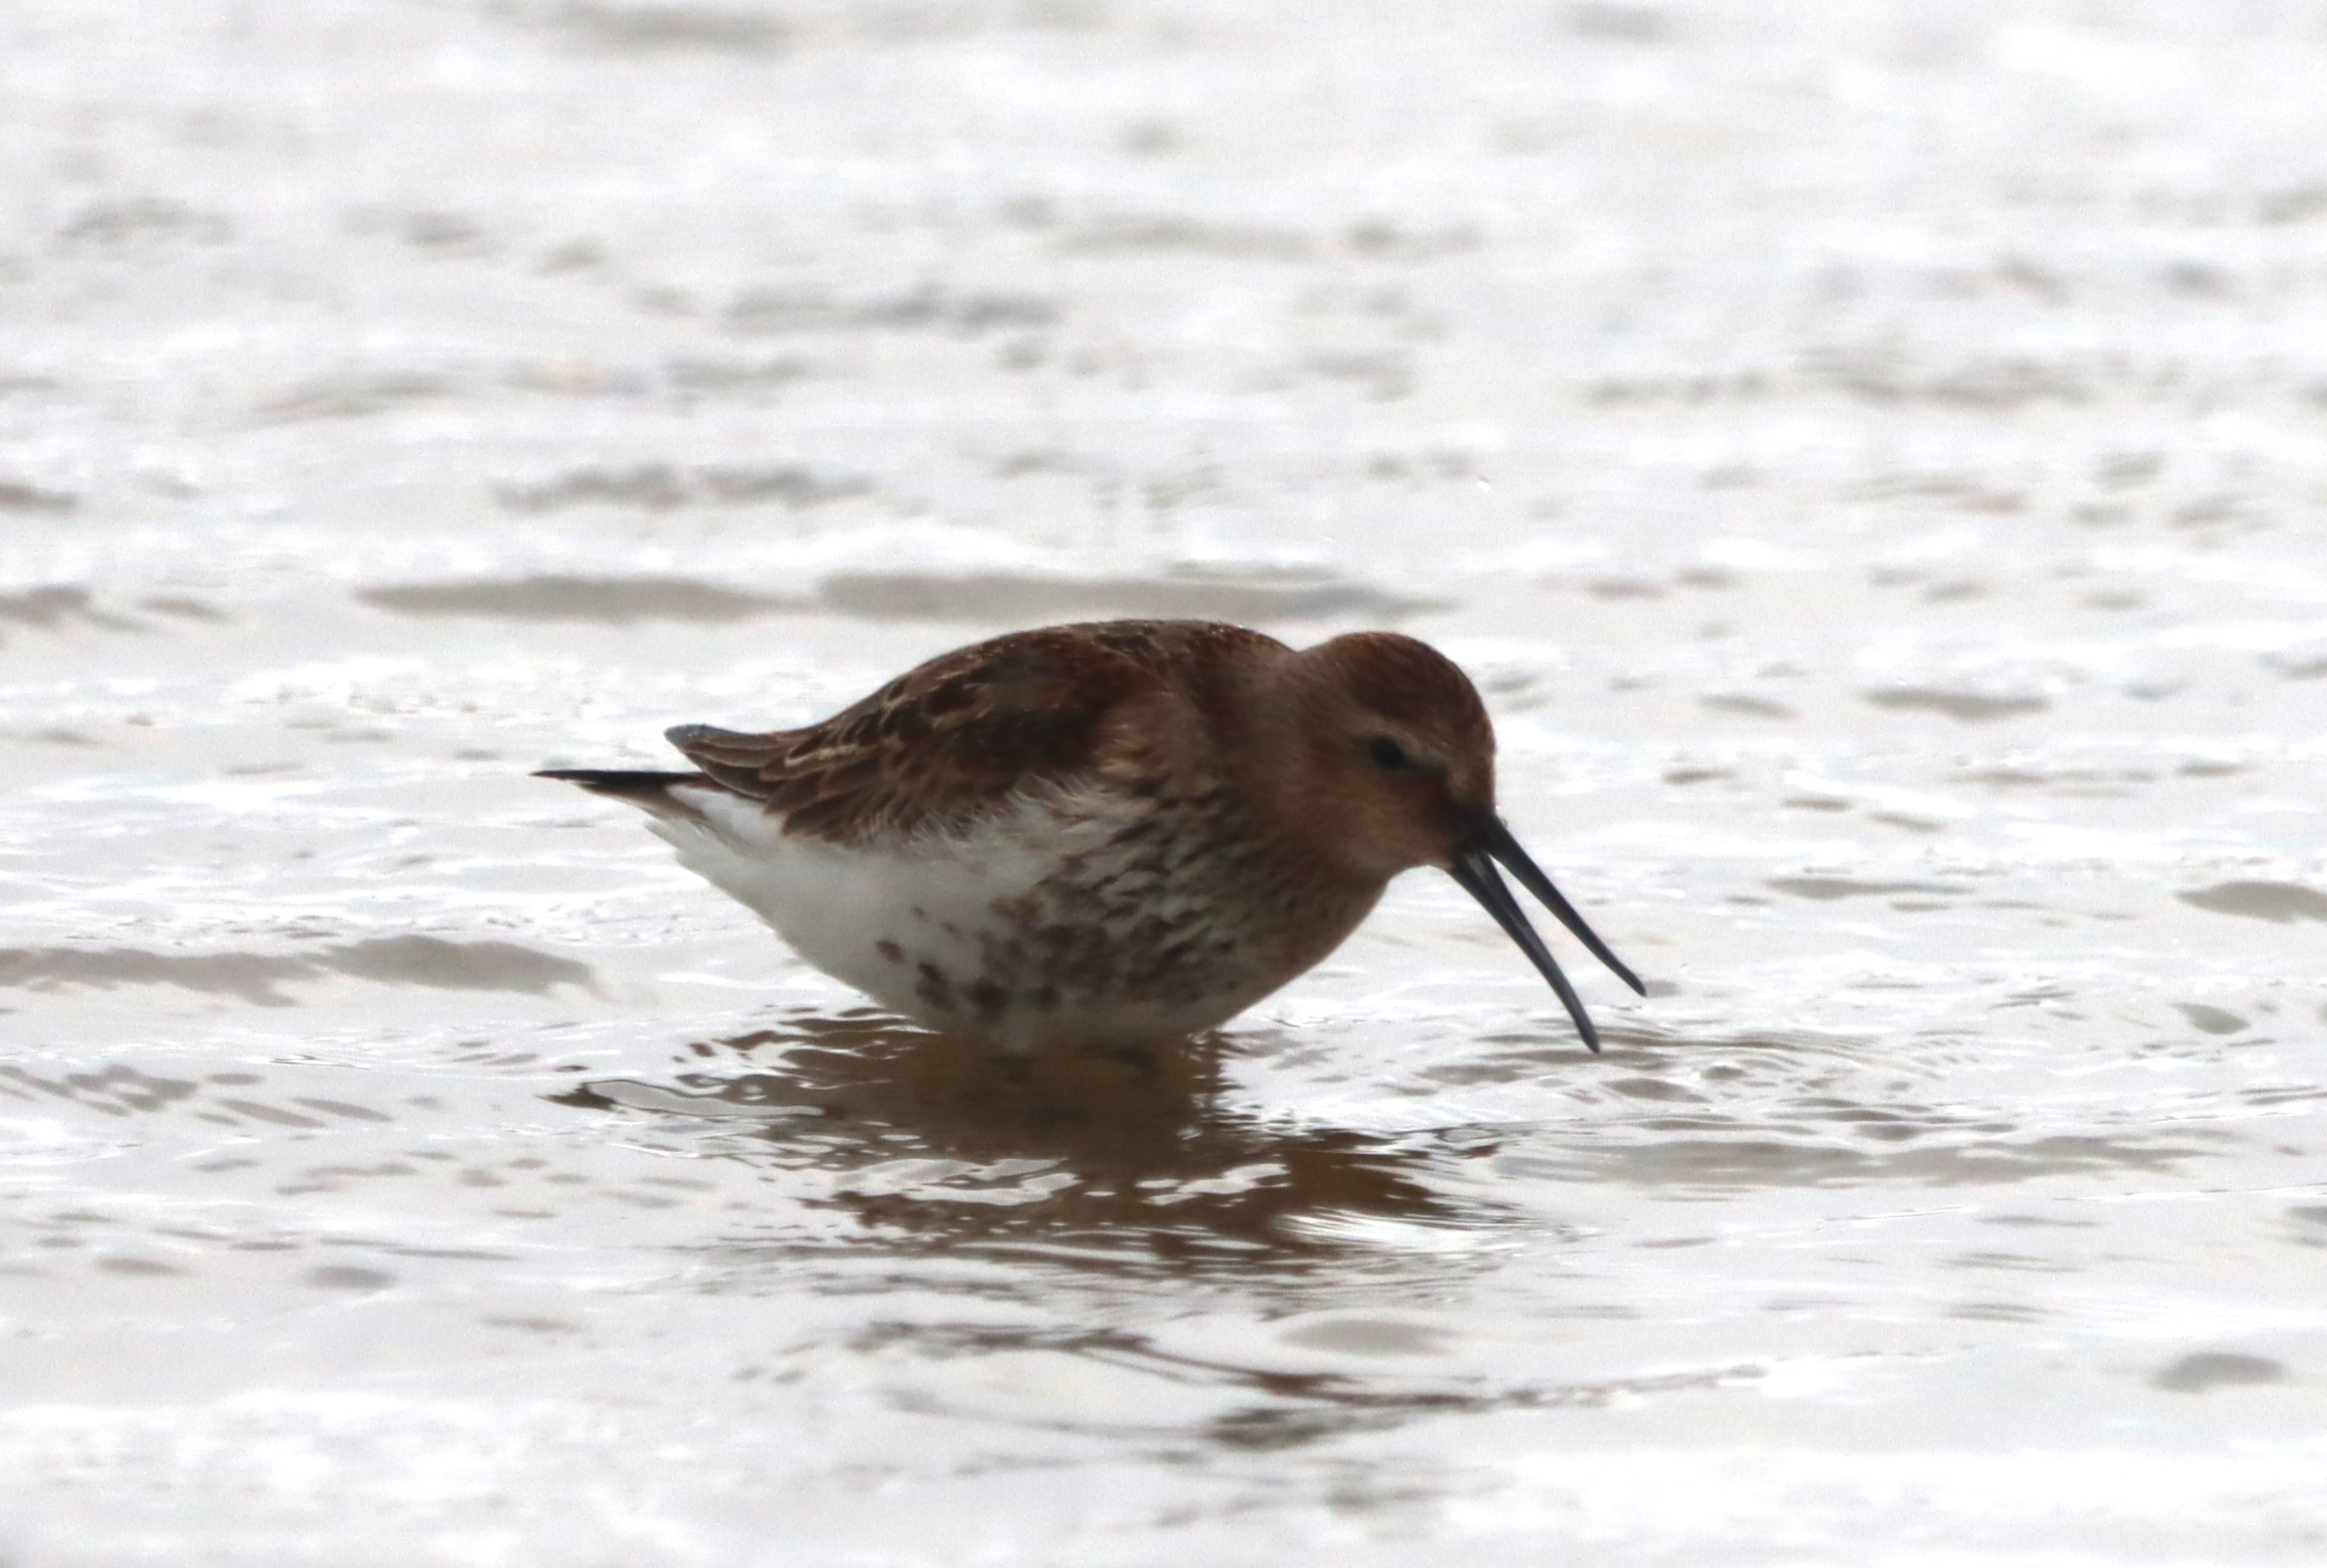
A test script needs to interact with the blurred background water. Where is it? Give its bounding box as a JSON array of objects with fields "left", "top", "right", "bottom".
[{"left": 4, "top": 2, "right": 2327, "bottom": 1563}]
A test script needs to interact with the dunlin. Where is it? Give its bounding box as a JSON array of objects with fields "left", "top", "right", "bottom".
[{"left": 541, "top": 620, "right": 1642, "bottom": 1052}]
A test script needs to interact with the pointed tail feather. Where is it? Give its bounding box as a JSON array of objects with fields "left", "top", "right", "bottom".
[{"left": 535, "top": 769, "right": 710, "bottom": 805}]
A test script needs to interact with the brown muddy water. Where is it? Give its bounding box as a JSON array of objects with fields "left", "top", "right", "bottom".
[{"left": 6, "top": 2, "right": 2327, "bottom": 1563}]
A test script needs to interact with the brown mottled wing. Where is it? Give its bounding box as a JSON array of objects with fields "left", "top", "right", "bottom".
[{"left": 665, "top": 622, "right": 1270, "bottom": 843}]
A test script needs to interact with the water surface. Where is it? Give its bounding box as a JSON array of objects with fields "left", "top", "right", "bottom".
[{"left": 5, "top": 1, "right": 2327, "bottom": 1562}]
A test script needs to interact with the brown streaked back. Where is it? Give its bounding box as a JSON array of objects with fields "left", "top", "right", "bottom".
[{"left": 667, "top": 620, "right": 1288, "bottom": 844}]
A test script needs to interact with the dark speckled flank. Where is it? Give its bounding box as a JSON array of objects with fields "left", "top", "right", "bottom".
[{"left": 891, "top": 783, "right": 1376, "bottom": 1036}]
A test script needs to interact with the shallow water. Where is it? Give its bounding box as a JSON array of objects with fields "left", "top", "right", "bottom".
[{"left": 6, "top": 1, "right": 2327, "bottom": 1562}]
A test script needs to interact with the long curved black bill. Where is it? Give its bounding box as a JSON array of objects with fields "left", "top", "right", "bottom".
[
  {"left": 1472, "top": 815, "right": 1646, "bottom": 998},
  {"left": 1445, "top": 850, "right": 1604, "bottom": 1053}
]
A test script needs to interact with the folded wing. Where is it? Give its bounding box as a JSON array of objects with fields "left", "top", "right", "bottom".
[{"left": 664, "top": 622, "right": 1257, "bottom": 844}]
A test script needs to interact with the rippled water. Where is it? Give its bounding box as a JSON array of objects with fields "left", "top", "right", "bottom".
[{"left": 7, "top": 1, "right": 2327, "bottom": 1562}]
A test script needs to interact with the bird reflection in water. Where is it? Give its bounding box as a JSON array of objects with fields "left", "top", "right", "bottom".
[{"left": 550, "top": 1008, "right": 1492, "bottom": 1268}]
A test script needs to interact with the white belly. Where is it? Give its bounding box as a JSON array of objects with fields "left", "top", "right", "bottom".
[{"left": 647, "top": 784, "right": 1277, "bottom": 1050}]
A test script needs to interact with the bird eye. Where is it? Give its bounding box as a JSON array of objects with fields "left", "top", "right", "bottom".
[{"left": 1365, "top": 735, "right": 1409, "bottom": 771}]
